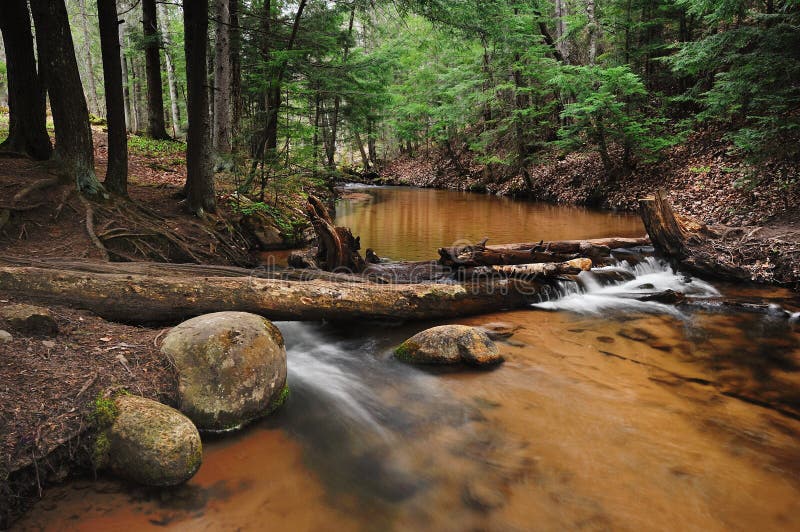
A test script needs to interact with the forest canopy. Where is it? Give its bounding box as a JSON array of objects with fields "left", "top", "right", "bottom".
[{"left": 0, "top": 0, "right": 798, "bottom": 208}]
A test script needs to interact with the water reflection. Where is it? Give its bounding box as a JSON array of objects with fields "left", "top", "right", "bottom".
[{"left": 336, "top": 186, "right": 645, "bottom": 261}]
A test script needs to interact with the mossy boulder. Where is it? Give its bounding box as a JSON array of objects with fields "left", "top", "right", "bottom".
[
  {"left": 161, "top": 312, "right": 288, "bottom": 432},
  {"left": 395, "top": 325, "right": 503, "bottom": 367},
  {"left": 0, "top": 304, "right": 58, "bottom": 336},
  {"left": 102, "top": 395, "right": 202, "bottom": 486}
]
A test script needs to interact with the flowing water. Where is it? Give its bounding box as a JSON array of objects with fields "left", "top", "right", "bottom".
[{"left": 16, "top": 186, "right": 800, "bottom": 531}]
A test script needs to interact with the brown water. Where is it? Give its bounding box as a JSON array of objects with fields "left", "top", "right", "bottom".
[
  {"left": 15, "top": 186, "right": 800, "bottom": 531},
  {"left": 335, "top": 186, "right": 645, "bottom": 261}
]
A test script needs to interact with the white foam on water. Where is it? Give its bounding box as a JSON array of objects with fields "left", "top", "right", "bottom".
[{"left": 532, "top": 257, "right": 720, "bottom": 316}]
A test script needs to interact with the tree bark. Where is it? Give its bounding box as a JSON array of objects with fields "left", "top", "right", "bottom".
[
  {"left": 0, "top": 265, "right": 531, "bottom": 324},
  {"left": 212, "top": 0, "right": 232, "bottom": 155},
  {"left": 229, "top": 0, "right": 242, "bottom": 142},
  {"left": 0, "top": 0, "right": 51, "bottom": 160},
  {"left": 158, "top": 2, "right": 182, "bottom": 137},
  {"left": 29, "top": 0, "right": 104, "bottom": 195},
  {"left": 98, "top": 0, "right": 128, "bottom": 195},
  {"left": 142, "top": 0, "right": 170, "bottom": 139},
  {"left": 184, "top": 0, "right": 216, "bottom": 214}
]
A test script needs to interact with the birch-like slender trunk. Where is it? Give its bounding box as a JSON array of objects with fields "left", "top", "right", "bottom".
[
  {"left": 157, "top": 2, "right": 182, "bottom": 136},
  {"left": 212, "top": 0, "right": 231, "bottom": 154}
]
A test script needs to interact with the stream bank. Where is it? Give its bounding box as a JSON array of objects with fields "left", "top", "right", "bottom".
[{"left": 378, "top": 132, "right": 800, "bottom": 288}]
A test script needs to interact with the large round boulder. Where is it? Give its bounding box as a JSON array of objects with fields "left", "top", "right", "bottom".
[
  {"left": 102, "top": 395, "right": 202, "bottom": 486},
  {"left": 395, "top": 325, "right": 503, "bottom": 367},
  {"left": 161, "top": 312, "right": 288, "bottom": 432}
]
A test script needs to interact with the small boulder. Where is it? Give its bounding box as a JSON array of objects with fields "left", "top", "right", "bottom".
[
  {"left": 0, "top": 304, "right": 58, "bottom": 336},
  {"left": 0, "top": 330, "right": 12, "bottom": 343},
  {"left": 395, "top": 325, "right": 502, "bottom": 367},
  {"left": 161, "top": 312, "right": 288, "bottom": 432},
  {"left": 103, "top": 395, "right": 202, "bottom": 487}
]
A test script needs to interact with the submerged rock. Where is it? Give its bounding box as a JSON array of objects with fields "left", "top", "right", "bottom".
[
  {"left": 0, "top": 304, "right": 58, "bottom": 336},
  {"left": 395, "top": 325, "right": 502, "bottom": 367},
  {"left": 477, "top": 321, "right": 521, "bottom": 340},
  {"left": 103, "top": 395, "right": 202, "bottom": 486},
  {"left": 161, "top": 312, "right": 288, "bottom": 432}
]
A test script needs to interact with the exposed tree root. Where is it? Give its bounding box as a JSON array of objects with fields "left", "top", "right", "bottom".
[{"left": 78, "top": 195, "right": 110, "bottom": 261}]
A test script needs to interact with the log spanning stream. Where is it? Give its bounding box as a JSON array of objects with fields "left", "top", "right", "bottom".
[{"left": 18, "top": 186, "right": 800, "bottom": 531}]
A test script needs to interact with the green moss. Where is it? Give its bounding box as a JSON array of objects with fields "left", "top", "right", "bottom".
[
  {"left": 267, "top": 384, "right": 290, "bottom": 414},
  {"left": 394, "top": 341, "right": 419, "bottom": 362},
  {"left": 90, "top": 394, "right": 119, "bottom": 429},
  {"left": 93, "top": 432, "right": 111, "bottom": 469}
]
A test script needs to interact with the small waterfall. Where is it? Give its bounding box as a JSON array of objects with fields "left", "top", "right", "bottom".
[{"left": 532, "top": 257, "right": 720, "bottom": 316}]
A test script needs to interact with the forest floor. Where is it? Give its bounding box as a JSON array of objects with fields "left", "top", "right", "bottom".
[{"left": 380, "top": 129, "right": 800, "bottom": 287}]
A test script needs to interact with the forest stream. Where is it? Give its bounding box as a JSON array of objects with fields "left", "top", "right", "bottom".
[{"left": 15, "top": 186, "right": 800, "bottom": 531}]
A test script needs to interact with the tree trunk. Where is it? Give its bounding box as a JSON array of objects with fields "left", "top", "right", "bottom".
[
  {"left": 131, "top": 56, "right": 143, "bottom": 133},
  {"left": 229, "top": 0, "right": 242, "bottom": 142},
  {"left": 353, "top": 130, "right": 371, "bottom": 172},
  {"left": 639, "top": 191, "right": 750, "bottom": 281},
  {"left": 183, "top": 0, "right": 216, "bottom": 214},
  {"left": 0, "top": 0, "right": 51, "bottom": 160},
  {"left": 587, "top": 0, "right": 599, "bottom": 65},
  {"left": 307, "top": 196, "right": 366, "bottom": 272},
  {"left": 29, "top": 0, "right": 104, "bottom": 195},
  {"left": 158, "top": 2, "right": 182, "bottom": 137},
  {"left": 554, "top": 0, "right": 570, "bottom": 64},
  {"left": 0, "top": 265, "right": 531, "bottom": 324},
  {"left": 77, "top": 0, "right": 101, "bottom": 116},
  {"left": 119, "top": 21, "right": 132, "bottom": 131},
  {"left": 98, "top": 0, "right": 128, "bottom": 195},
  {"left": 212, "top": 0, "right": 232, "bottom": 155},
  {"left": 142, "top": 0, "right": 170, "bottom": 139}
]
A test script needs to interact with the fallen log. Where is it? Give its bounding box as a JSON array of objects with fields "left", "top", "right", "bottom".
[
  {"left": 460, "top": 258, "right": 592, "bottom": 280},
  {"left": 639, "top": 191, "right": 750, "bottom": 281},
  {"left": 0, "top": 266, "right": 532, "bottom": 324},
  {"left": 438, "top": 237, "right": 649, "bottom": 267}
]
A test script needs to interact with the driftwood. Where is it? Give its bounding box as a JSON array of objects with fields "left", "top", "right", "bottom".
[
  {"left": 438, "top": 237, "right": 649, "bottom": 267},
  {"left": 639, "top": 191, "right": 750, "bottom": 281},
  {"left": 307, "top": 196, "right": 366, "bottom": 272},
  {"left": 459, "top": 258, "right": 593, "bottom": 280}
]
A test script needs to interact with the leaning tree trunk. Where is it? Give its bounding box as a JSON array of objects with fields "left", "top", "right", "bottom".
[
  {"left": 29, "top": 0, "right": 104, "bottom": 196},
  {"left": 183, "top": 0, "right": 216, "bottom": 214},
  {"left": 0, "top": 0, "right": 51, "bottom": 160},
  {"left": 98, "top": 0, "right": 128, "bottom": 195},
  {"left": 142, "top": 0, "right": 170, "bottom": 139},
  {"left": 639, "top": 191, "right": 750, "bottom": 281}
]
